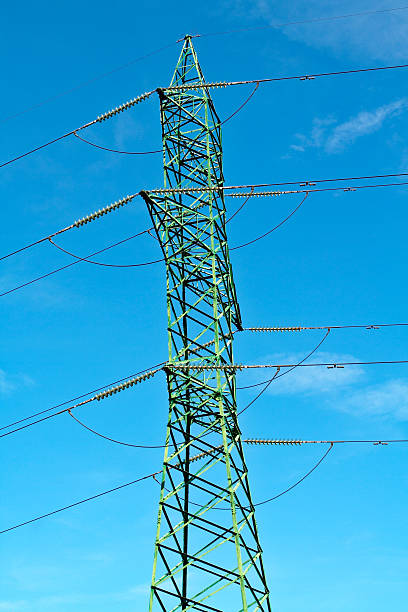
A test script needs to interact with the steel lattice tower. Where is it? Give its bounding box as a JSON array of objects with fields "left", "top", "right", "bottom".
[{"left": 141, "top": 36, "right": 271, "bottom": 612}]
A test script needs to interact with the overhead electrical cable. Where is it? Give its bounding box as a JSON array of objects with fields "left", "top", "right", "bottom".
[
  {"left": 197, "top": 5, "right": 408, "bottom": 38},
  {"left": 0, "top": 361, "right": 166, "bottom": 433},
  {"left": 0, "top": 194, "right": 143, "bottom": 263},
  {"left": 245, "top": 438, "right": 408, "bottom": 446},
  {"left": 219, "top": 171, "right": 408, "bottom": 190},
  {"left": 224, "top": 181, "right": 408, "bottom": 198},
  {"left": 48, "top": 237, "right": 164, "bottom": 268},
  {"left": 4, "top": 62, "right": 408, "bottom": 171},
  {"left": 251, "top": 443, "right": 334, "bottom": 507},
  {"left": 151, "top": 180, "right": 408, "bottom": 196},
  {"left": 68, "top": 410, "right": 165, "bottom": 449},
  {"left": 231, "top": 192, "right": 308, "bottom": 250},
  {"left": 243, "top": 322, "right": 408, "bottom": 332},
  {"left": 73, "top": 131, "right": 162, "bottom": 155},
  {"left": 3, "top": 320, "right": 406, "bottom": 435},
  {"left": 220, "top": 82, "right": 260, "bottom": 125},
  {"left": 0, "top": 90, "right": 155, "bottom": 169},
  {"left": 5, "top": 434, "right": 406, "bottom": 534},
  {"left": 2, "top": 178, "right": 407, "bottom": 299},
  {"left": 171, "top": 359, "right": 408, "bottom": 371},
  {"left": 73, "top": 84, "right": 260, "bottom": 155},
  {"left": 1, "top": 41, "right": 178, "bottom": 125},
  {"left": 2, "top": 173, "right": 407, "bottom": 264},
  {"left": 5, "top": 7, "right": 407, "bottom": 126},
  {"left": 238, "top": 329, "right": 330, "bottom": 404},
  {"left": 0, "top": 471, "right": 160, "bottom": 535},
  {"left": 0, "top": 369, "right": 161, "bottom": 440},
  {"left": 165, "top": 62, "right": 408, "bottom": 92},
  {"left": 0, "top": 231, "right": 151, "bottom": 298}
]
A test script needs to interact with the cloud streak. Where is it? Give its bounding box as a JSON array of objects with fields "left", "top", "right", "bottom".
[
  {"left": 222, "top": 1, "right": 408, "bottom": 61},
  {"left": 291, "top": 99, "right": 408, "bottom": 153},
  {"left": 255, "top": 351, "right": 365, "bottom": 396},
  {"left": 340, "top": 379, "right": 408, "bottom": 421}
]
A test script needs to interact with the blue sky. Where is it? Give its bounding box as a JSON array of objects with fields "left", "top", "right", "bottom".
[{"left": 1, "top": 1, "right": 408, "bottom": 610}]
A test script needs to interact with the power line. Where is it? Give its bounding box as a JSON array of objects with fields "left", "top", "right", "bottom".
[
  {"left": 0, "top": 230, "right": 150, "bottom": 298},
  {"left": 73, "top": 131, "right": 162, "bottom": 155},
  {"left": 73, "top": 84, "right": 260, "bottom": 155},
  {"left": 5, "top": 6, "right": 407, "bottom": 126},
  {"left": 4, "top": 62, "right": 408, "bottom": 172},
  {"left": 198, "top": 5, "right": 408, "bottom": 38},
  {"left": 68, "top": 410, "right": 165, "bottom": 449},
  {"left": 0, "top": 194, "right": 141, "bottom": 263},
  {"left": 0, "top": 361, "right": 166, "bottom": 433},
  {"left": 4, "top": 319, "right": 406, "bottom": 436},
  {"left": 231, "top": 192, "right": 308, "bottom": 250},
  {"left": 48, "top": 237, "right": 164, "bottom": 268},
  {"left": 243, "top": 323, "right": 408, "bottom": 332},
  {"left": 220, "top": 171, "right": 408, "bottom": 190},
  {"left": 0, "top": 369, "right": 161, "bottom": 441},
  {"left": 251, "top": 443, "right": 334, "bottom": 507},
  {"left": 224, "top": 181, "right": 408, "bottom": 198},
  {"left": 3, "top": 172, "right": 407, "bottom": 265},
  {"left": 165, "top": 62, "right": 408, "bottom": 91},
  {"left": 0, "top": 471, "right": 159, "bottom": 535},
  {"left": 238, "top": 329, "right": 331, "bottom": 409},
  {"left": 1, "top": 42, "right": 178, "bottom": 125},
  {"left": 244, "top": 438, "right": 408, "bottom": 445},
  {"left": 4, "top": 434, "right": 406, "bottom": 534},
  {"left": 171, "top": 359, "right": 408, "bottom": 371},
  {"left": 0, "top": 90, "right": 154, "bottom": 170},
  {"left": 149, "top": 179, "right": 408, "bottom": 196}
]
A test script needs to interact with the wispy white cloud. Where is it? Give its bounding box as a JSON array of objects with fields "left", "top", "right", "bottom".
[
  {"left": 0, "top": 370, "right": 33, "bottom": 395},
  {"left": 254, "top": 349, "right": 408, "bottom": 422},
  {"left": 291, "top": 99, "right": 408, "bottom": 154},
  {"left": 340, "top": 379, "right": 408, "bottom": 421},
  {"left": 220, "top": 1, "right": 408, "bottom": 61},
  {"left": 0, "top": 369, "right": 15, "bottom": 394},
  {"left": 325, "top": 100, "right": 408, "bottom": 153},
  {"left": 257, "top": 351, "right": 365, "bottom": 396}
]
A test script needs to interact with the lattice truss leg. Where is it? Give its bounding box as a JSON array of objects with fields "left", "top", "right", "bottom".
[{"left": 141, "top": 36, "right": 271, "bottom": 612}]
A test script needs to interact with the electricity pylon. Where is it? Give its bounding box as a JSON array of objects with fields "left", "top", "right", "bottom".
[{"left": 141, "top": 36, "right": 271, "bottom": 612}]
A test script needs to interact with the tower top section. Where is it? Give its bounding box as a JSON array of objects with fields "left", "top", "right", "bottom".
[{"left": 170, "top": 36, "right": 206, "bottom": 88}]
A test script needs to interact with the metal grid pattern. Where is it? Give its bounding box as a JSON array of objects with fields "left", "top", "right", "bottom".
[{"left": 141, "top": 36, "right": 271, "bottom": 611}]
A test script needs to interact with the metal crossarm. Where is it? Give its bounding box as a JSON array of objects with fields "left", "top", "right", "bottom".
[{"left": 142, "top": 35, "right": 271, "bottom": 611}]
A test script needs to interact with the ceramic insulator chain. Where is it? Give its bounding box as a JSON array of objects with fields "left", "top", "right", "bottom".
[
  {"left": 73, "top": 195, "right": 136, "bottom": 227},
  {"left": 165, "top": 81, "right": 230, "bottom": 92},
  {"left": 148, "top": 186, "right": 224, "bottom": 194},
  {"left": 93, "top": 369, "right": 160, "bottom": 402},
  {"left": 245, "top": 439, "right": 303, "bottom": 446},
  {"left": 189, "top": 445, "right": 224, "bottom": 465},
  {"left": 169, "top": 364, "right": 245, "bottom": 372},
  {"left": 96, "top": 90, "right": 154, "bottom": 123}
]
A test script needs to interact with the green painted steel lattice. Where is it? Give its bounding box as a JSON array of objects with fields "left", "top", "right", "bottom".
[{"left": 141, "top": 36, "right": 271, "bottom": 612}]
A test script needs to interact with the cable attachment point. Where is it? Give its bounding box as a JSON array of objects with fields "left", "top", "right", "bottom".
[
  {"left": 74, "top": 195, "right": 136, "bottom": 227},
  {"left": 97, "top": 91, "right": 154, "bottom": 123},
  {"left": 327, "top": 364, "right": 344, "bottom": 369},
  {"left": 300, "top": 75, "right": 315, "bottom": 81}
]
